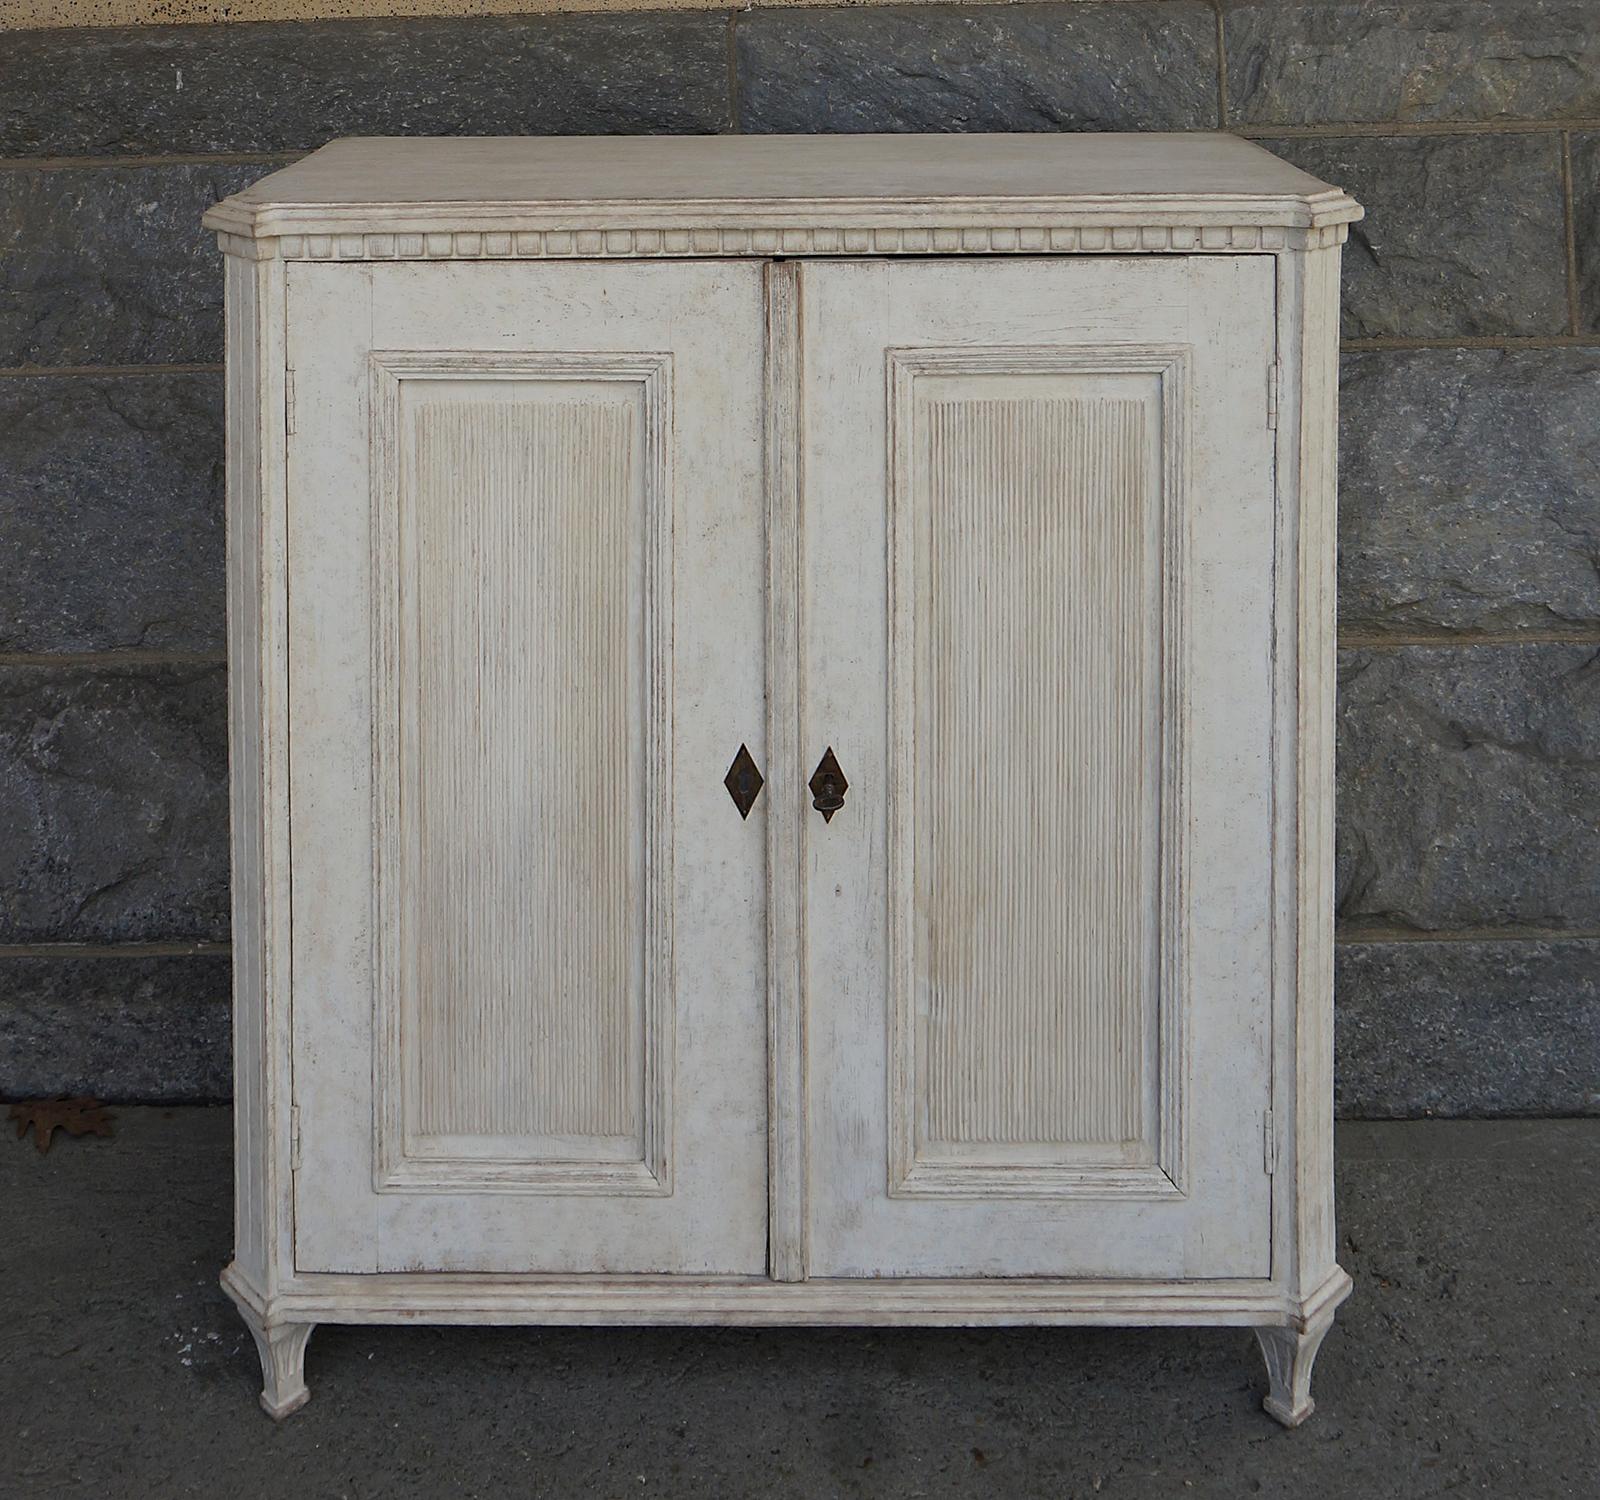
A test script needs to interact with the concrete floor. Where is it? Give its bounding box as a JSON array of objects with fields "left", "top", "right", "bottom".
[{"left": 1, "top": 1111, "right": 1594, "bottom": 1499}]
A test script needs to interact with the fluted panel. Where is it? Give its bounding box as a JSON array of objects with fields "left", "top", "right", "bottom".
[
  {"left": 405, "top": 394, "right": 643, "bottom": 1145},
  {"left": 916, "top": 395, "right": 1154, "bottom": 1157}
]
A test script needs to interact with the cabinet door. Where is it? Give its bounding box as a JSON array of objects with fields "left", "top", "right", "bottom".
[
  {"left": 285, "top": 261, "right": 768, "bottom": 1274},
  {"left": 797, "top": 257, "right": 1277, "bottom": 1279}
]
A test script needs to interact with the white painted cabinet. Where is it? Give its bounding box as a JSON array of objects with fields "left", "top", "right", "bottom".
[{"left": 207, "top": 134, "right": 1360, "bottom": 1427}]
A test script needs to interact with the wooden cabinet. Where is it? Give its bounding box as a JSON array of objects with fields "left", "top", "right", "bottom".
[{"left": 206, "top": 134, "right": 1360, "bottom": 1426}]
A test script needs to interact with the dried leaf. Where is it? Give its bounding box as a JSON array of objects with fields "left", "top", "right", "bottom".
[{"left": 8, "top": 1097, "right": 115, "bottom": 1154}]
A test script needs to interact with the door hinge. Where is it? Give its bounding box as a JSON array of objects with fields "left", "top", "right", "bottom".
[
  {"left": 285, "top": 367, "right": 297, "bottom": 435},
  {"left": 289, "top": 1104, "right": 302, "bottom": 1172},
  {"left": 1263, "top": 1108, "right": 1276, "bottom": 1175},
  {"left": 1266, "top": 362, "right": 1280, "bottom": 431}
]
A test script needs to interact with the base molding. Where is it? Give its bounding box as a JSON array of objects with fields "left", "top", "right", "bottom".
[
  {"left": 225, "top": 1260, "right": 1351, "bottom": 1330},
  {"left": 224, "top": 1261, "right": 1351, "bottom": 1422}
]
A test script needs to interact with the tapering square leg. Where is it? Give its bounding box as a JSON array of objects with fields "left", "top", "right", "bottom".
[
  {"left": 237, "top": 1307, "right": 315, "bottom": 1420},
  {"left": 1254, "top": 1306, "right": 1335, "bottom": 1428}
]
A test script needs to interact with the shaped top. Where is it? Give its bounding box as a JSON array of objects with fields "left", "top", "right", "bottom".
[{"left": 205, "top": 133, "right": 1361, "bottom": 258}]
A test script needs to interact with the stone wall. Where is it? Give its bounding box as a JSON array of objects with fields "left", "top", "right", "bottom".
[{"left": 1, "top": 1, "right": 1596, "bottom": 1115}]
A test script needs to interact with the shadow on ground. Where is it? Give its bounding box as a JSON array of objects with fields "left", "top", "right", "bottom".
[{"left": 1, "top": 1110, "right": 1594, "bottom": 1498}]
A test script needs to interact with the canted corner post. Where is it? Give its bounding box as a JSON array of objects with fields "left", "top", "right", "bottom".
[
  {"left": 232, "top": 1295, "right": 315, "bottom": 1420},
  {"left": 1253, "top": 1300, "right": 1337, "bottom": 1428}
]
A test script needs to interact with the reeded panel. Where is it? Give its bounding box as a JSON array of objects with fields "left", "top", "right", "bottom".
[
  {"left": 921, "top": 395, "right": 1148, "bottom": 1152},
  {"left": 371, "top": 352, "right": 673, "bottom": 1194},
  {"left": 887, "top": 347, "right": 1188, "bottom": 1199}
]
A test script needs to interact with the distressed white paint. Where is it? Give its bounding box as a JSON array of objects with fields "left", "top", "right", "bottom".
[
  {"left": 223, "top": 1259, "right": 1356, "bottom": 1328},
  {"left": 402, "top": 393, "right": 644, "bottom": 1147},
  {"left": 914, "top": 394, "right": 1151, "bottom": 1161},
  {"left": 209, "top": 132, "right": 1356, "bottom": 1425},
  {"left": 367, "top": 351, "right": 675, "bottom": 1197},
  {"left": 882, "top": 343, "right": 1190, "bottom": 1205},
  {"left": 284, "top": 260, "right": 769, "bottom": 1275},
  {"left": 203, "top": 134, "right": 1361, "bottom": 254},
  {"left": 800, "top": 258, "right": 1276, "bottom": 1277},
  {"left": 763, "top": 261, "right": 809, "bottom": 1284}
]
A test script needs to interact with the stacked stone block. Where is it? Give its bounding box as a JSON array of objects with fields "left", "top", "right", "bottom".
[{"left": 0, "top": 0, "right": 1595, "bottom": 1113}]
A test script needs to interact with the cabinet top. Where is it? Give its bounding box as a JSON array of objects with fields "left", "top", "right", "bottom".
[{"left": 205, "top": 133, "right": 1362, "bottom": 262}]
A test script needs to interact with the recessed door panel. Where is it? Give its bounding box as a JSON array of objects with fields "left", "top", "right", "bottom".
[
  {"left": 288, "top": 261, "right": 767, "bottom": 1274},
  {"left": 798, "top": 257, "right": 1277, "bottom": 1279},
  {"left": 891, "top": 348, "right": 1182, "bottom": 1200},
  {"left": 372, "top": 355, "right": 671, "bottom": 1195}
]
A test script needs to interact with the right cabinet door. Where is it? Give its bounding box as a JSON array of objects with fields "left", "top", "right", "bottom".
[{"left": 798, "top": 256, "right": 1279, "bottom": 1279}]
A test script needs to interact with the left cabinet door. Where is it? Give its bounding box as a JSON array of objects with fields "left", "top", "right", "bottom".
[{"left": 284, "top": 261, "right": 769, "bottom": 1274}]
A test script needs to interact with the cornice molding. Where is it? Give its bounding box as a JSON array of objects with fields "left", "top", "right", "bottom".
[{"left": 213, "top": 218, "right": 1352, "bottom": 262}]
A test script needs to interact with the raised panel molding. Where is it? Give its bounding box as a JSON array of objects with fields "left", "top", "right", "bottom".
[
  {"left": 886, "top": 346, "right": 1191, "bottom": 1202},
  {"left": 369, "top": 350, "right": 674, "bottom": 1195}
]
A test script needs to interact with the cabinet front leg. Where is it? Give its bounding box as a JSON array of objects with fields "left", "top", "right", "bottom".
[
  {"left": 239, "top": 1311, "right": 315, "bottom": 1420},
  {"left": 1253, "top": 1306, "right": 1335, "bottom": 1428}
]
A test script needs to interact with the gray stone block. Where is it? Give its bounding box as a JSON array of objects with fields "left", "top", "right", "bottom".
[
  {"left": 1339, "top": 349, "right": 1600, "bottom": 637},
  {"left": 0, "top": 163, "right": 261, "bottom": 368},
  {"left": 1336, "top": 645, "right": 1600, "bottom": 934},
  {"left": 736, "top": 4, "right": 1218, "bottom": 134},
  {"left": 1571, "top": 132, "right": 1600, "bottom": 333},
  {"left": 1258, "top": 133, "right": 1568, "bottom": 338},
  {"left": 0, "top": 666, "right": 229, "bottom": 944},
  {"left": 1224, "top": 0, "right": 1600, "bottom": 126},
  {"left": 0, "top": 954, "right": 231, "bottom": 1103},
  {"left": 0, "top": 373, "right": 224, "bottom": 653},
  {"left": 1336, "top": 940, "right": 1600, "bottom": 1117},
  {"left": 0, "top": 14, "right": 730, "bottom": 158}
]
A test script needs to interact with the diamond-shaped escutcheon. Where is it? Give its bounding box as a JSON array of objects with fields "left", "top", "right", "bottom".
[
  {"left": 724, "top": 743, "right": 764, "bottom": 820},
  {"left": 808, "top": 747, "right": 848, "bottom": 823}
]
